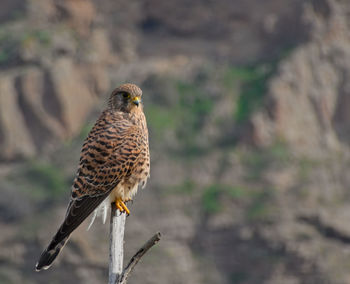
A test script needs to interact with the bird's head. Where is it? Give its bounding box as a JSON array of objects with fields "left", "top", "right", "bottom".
[{"left": 109, "top": 83, "right": 143, "bottom": 113}]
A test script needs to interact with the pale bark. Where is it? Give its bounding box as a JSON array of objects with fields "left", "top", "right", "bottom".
[
  {"left": 108, "top": 203, "right": 161, "bottom": 284},
  {"left": 109, "top": 203, "right": 126, "bottom": 284}
]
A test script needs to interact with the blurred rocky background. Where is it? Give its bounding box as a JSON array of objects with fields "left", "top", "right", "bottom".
[{"left": 1, "top": 0, "right": 350, "bottom": 283}]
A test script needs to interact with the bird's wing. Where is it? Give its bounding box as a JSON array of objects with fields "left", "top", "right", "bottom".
[{"left": 51, "top": 112, "right": 142, "bottom": 247}]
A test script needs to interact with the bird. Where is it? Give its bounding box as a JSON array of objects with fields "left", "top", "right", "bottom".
[{"left": 35, "top": 83, "right": 150, "bottom": 271}]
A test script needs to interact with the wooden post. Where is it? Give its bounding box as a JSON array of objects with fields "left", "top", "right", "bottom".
[
  {"left": 108, "top": 203, "right": 161, "bottom": 284},
  {"left": 109, "top": 203, "right": 126, "bottom": 284}
]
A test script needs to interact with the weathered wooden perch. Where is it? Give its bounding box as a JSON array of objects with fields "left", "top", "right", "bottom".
[
  {"left": 108, "top": 203, "right": 161, "bottom": 284},
  {"left": 109, "top": 203, "right": 126, "bottom": 283}
]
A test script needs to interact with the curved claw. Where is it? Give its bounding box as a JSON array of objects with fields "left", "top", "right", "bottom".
[{"left": 115, "top": 198, "right": 130, "bottom": 215}]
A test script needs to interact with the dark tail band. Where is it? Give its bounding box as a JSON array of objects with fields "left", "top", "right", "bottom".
[
  {"left": 35, "top": 236, "right": 69, "bottom": 271},
  {"left": 35, "top": 193, "right": 111, "bottom": 271}
]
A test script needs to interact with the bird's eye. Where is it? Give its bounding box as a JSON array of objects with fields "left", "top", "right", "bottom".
[{"left": 121, "top": 92, "right": 130, "bottom": 98}]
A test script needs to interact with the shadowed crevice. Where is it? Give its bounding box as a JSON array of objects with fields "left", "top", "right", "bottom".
[
  {"left": 298, "top": 215, "right": 350, "bottom": 245},
  {"left": 42, "top": 70, "right": 66, "bottom": 128},
  {"left": 15, "top": 75, "right": 54, "bottom": 150},
  {"left": 332, "top": 70, "right": 350, "bottom": 144}
]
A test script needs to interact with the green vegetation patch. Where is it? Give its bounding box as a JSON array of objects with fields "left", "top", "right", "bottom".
[
  {"left": 240, "top": 141, "right": 290, "bottom": 180},
  {"left": 21, "top": 29, "right": 51, "bottom": 47},
  {"left": 224, "top": 64, "right": 275, "bottom": 122},
  {"left": 146, "top": 78, "right": 215, "bottom": 156},
  {"left": 146, "top": 104, "right": 176, "bottom": 135},
  {"left": 0, "top": 29, "right": 18, "bottom": 64},
  {"left": 168, "top": 179, "right": 196, "bottom": 195},
  {"left": 0, "top": 27, "right": 51, "bottom": 65},
  {"left": 202, "top": 185, "right": 221, "bottom": 214},
  {"left": 224, "top": 47, "right": 294, "bottom": 123},
  {"left": 174, "top": 81, "right": 214, "bottom": 155},
  {"left": 177, "top": 81, "right": 214, "bottom": 119},
  {"left": 22, "top": 160, "right": 69, "bottom": 201},
  {"left": 201, "top": 183, "right": 276, "bottom": 222},
  {"left": 202, "top": 184, "right": 247, "bottom": 214},
  {"left": 246, "top": 189, "right": 275, "bottom": 222}
]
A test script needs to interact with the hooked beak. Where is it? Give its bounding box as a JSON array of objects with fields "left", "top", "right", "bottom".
[{"left": 132, "top": 96, "right": 141, "bottom": 106}]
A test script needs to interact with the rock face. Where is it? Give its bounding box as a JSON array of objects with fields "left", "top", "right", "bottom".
[
  {"left": 0, "top": 0, "right": 113, "bottom": 160},
  {"left": 252, "top": 0, "right": 350, "bottom": 156},
  {"left": 2, "top": 0, "right": 350, "bottom": 284},
  {"left": 242, "top": 1, "right": 350, "bottom": 282},
  {"left": 94, "top": 0, "right": 309, "bottom": 63},
  {"left": 0, "top": 73, "right": 36, "bottom": 158}
]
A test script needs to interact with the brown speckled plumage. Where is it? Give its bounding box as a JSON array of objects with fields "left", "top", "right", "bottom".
[{"left": 36, "top": 83, "right": 150, "bottom": 271}]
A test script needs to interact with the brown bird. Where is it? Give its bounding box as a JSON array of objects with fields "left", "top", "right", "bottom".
[{"left": 36, "top": 83, "right": 150, "bottom": 271}]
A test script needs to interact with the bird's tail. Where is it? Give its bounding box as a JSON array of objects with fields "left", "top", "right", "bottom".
[
  {"left": 35, "top": 235, "right": 70, "bottom": 271},
  {"left": 35, "top": 193, "right": 111, "bottom": 271}
]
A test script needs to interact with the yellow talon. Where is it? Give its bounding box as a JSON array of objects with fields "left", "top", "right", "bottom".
[
  {"left": 120, "top": 201, "right": 130, "bottom": 215},
  {"left": 115, "top": 198, "right": 130, "bottom": 215},
  {"left": 115, "top": 200, "right": 124, "bottom": 212}
]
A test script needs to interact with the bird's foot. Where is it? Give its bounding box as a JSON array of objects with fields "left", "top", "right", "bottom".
[{"left": 115, "top": 198, "right": 130, "bottom": 215}]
